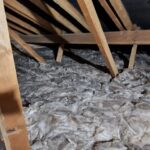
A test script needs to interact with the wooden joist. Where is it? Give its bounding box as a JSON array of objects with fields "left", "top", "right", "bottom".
[
  {"left": 9, "top": 29, "right": 46, "bottom": 63},
  {"left": 6, "top": 12, "right": 41, "bottom": 34},
  {"left": 4, "top": 0, "right": 61, "bottom": 34},
  {"left": 53, "top": 0, "right": 89, "bottom": 31},
  {"left": 0, "top": 1, "right": 30, "bottom": 149},
  {"left": 30, "top": 0, "right": 81, "bottom": 33},
  {"left": 98, "top": 0, "right": 125, "bottom": 31},
  {"left": 20, "top": 30, "right": 150, "bottom": 45},
  {"left": 77, "top": 0, "right": 118, "bottom": 77}
]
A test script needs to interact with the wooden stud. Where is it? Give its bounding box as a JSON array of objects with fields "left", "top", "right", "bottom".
[
  {"left": 128, "top": 44, "right": 138, "bottom": 69},
  {"left": 77, "top": 0, "right": 118, "bottom": 76},
  {"left": 4, "top": 0, "right": 61, "bottom": 33},
  {"left": 9, "top": 28, "right": 46, "bottom": 63},
  {"left": 30, "top": 0, "right": 80, "bottom": 33},
  {"left": 128, "top": 26, "right": 140, "bottom": 69},
  {"left": 53, "top": 0, "right": 89, "bottom": 31},
  {"left": 98, "top": 0, "right": 125, "bottom": 31},
  {"left": 56, "top": 45, "right": 64, "bottom": 63},
  {"left": 0, "top": 1, "right": 30, "bottom": 149},
  {"left": 6, "top": 12, "right": 41, "bottom": 34}
]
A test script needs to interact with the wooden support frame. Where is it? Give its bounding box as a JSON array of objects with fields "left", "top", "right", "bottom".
[
  {"left": 20, "top": 30, "right": 150, "bottom": 45},
  {"left": 8, "top": 22, "right": 32, "bottom": 35},
  {"left": 98, "top": 0, "right": 125, "bottom": 31},
  {"left": 29, "top": 0, "right": 81, "bottom": 33},
  {"left": 0, "top": 1, "right": 30, "bottom": 149},
  {"left": 109, "top": 0, "right": 138, "bottom": 69},
  {"left": 53, "top": 0, "right": 89, "bottom": 31},
  {"left": 9, "top": 29, "right": 46, "bottom": 63},
  {"left": 4, "top": 0, "right": 61, "bottom": 34},
  {"left": 6, "top": 12, "right": 41, "bottom": 34},
  {"left": 109, "top": 0, "right": 133, "bottom": 30},
  {"left": 77, "top": 0, "right": 118, "bottom": 77}
]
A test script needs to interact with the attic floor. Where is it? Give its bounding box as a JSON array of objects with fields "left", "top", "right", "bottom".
[{"left": 14, "top": 47, "right": 150, "bottom": 150}]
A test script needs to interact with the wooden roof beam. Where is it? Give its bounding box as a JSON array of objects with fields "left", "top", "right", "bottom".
[
  {"left": 8, "top": 22, "right": 32, "bottom": 35},
  {"left": 9, "top": 29, "right": 46, "bottom": 63},
  {"left": 53, "top": 0, "right": 89, "bottom": 31},
  {"left": 109, "top": 0, "right": 138, "bottom": 69},
  {"left": 4, "top": 0, "right": 61, "bottom": 34},
  {"left": 77, "top": 0, "right": 118, "bottom": 77},
  {"left": 0, "top": 1, "right": 30, "bottom": 149},
  {"left": 6, "top": 12, "right": 41, "bottom": 34},
  {"left": 29, "top": 0, "right": 81, "bottom": 33},
  {"left": 98, "top": 0, "right": 125, "bottom": 31}
]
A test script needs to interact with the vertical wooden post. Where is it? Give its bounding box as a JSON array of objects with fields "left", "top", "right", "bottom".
[
  {"left": 77, "top": 0, "right": 118, "bottom": 77},
  {"left": 56, "top": 45, "right": 64, "bottom": 63},
  {"left": 0, "top": 1, "right": 30, "bottom": 150}
]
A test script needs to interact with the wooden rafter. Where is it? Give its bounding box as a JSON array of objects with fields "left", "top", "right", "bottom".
[
  {"left": 53, "top": 0, "right": 89, "bottom": 31},
  {"left": 8, "top": 22, "right": 32, "bottom": 35},
  {"left": 98, "top": 0, "right": 125, "bottom": 31},
  {"left": 109, "top": 0, "right": 138, "bottom": 69},
  {"left": 0, "top": 1, "right": 30, "bottom": 149},
  {"left": 4, "top": 0, "right": 61, "bottom": 34},
  {"left": 6, "top": 12, "right": 41, "bottom": 34},
  {"left": 77, "top": 0, "right": 118, "bottom": 77},
  {"left": 9, "top": 28, "right": 46, "bottom": 63},
  {"left": 30, "top": 0, "right": 80, "bottom": 33},
  {"left": 109, "top": 0, "right": 133, "bottom": 30}
]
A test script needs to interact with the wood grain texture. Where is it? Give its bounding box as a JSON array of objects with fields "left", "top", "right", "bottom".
[
  {"left": 109, "top": 0, "right": 133, "bottom": 30},
  {"left": 0, "top": 1, "right": 30, "bottom": 149},
  {"left": 30, "top": 0, "right": 80, "bottom": 33},
  {"left": 53, "top": 0, "right": 89, "bottom": 31},
  {"left": 99, "top": 0, "right": 125, "bottom": 30},
  {"left": 56, "top": 45, "right": 64, "bottom": 63},
  {"left": 6, "top": 12, "right": 41, "bottom": 34},
  {"left": 8, "top": 22, "right": 32, "bottom": 35},
  {"left": 9, "top": 28, "right": 46, "bottom": 63},
  {"left": 20, "top": 30, "right": 150, "bottom": 45},
  {"left": 4, "top": 0, "right": 61, "bottom": 33},
  {"left": 77, "top": 0, "right": 118, "bottom": 76}
]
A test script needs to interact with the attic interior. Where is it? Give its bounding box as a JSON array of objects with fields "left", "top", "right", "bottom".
[{"left": 0, "top": 0, "right": 150, "bottom": 150}]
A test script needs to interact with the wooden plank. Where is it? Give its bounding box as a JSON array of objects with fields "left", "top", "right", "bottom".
[
  {"left": 56, "top": 45, "right": 64, "bottom": 63},
  {"left": 78, "top": 0, "right": 118, "bottom": 76},
  {"left": 20, "top": 30, "right": 150, "bottom": 45},
  {"left": 30, "top": 0, "right": 80, "bottom": 33},
  {"left": 109, "top": 0, "right": 139, "bottom": 68},
  {"left": 8, "top": 22, "right": 32, "bottom": 35},
  {"left": 6, "top": 12, "right": 41, "bottom": 34},
  {"left": 53, "top": 0, "right": 89, "bottom": 31},
  {"left": 0, "top": 1, "right": 30, "bottom": 149},
  {"left": 128, "top": 26, "right": 140, "bottom": 69},
  {"left": 109, "top": 0, "right": 133, "bottom": 30},
  {"left": 4, "top": 0, "right": 61, "bottom": 33},
  {"left": 98, "top": 0, "right": 125, "bottom": 30},
  {"left": 9, "top": 28, "right": 46, "bottom": 63},
  {"left": 128, "top": 44, "right": 138, "bottom": 69}
]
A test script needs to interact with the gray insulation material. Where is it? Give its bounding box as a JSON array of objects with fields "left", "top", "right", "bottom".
[{"left": 13, "top": 48, "right": 150, "bottom": 150}]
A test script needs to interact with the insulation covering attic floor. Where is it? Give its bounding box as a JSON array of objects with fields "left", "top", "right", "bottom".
[{"left": 13, "top": 47, "right": 150, "bottom": 150}]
